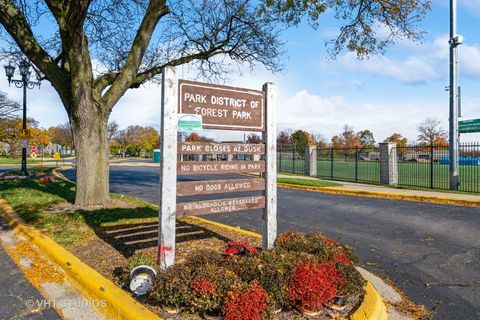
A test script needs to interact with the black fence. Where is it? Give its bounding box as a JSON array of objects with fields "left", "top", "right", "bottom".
[
  {"left": 395, "top": 143, "right": 480, "bottom": 193},
  {"left": 277, "top": 148, "right": 305, "bottom": 175},
  {"left": 277, "top": 143, "right": 480, "bottom": 193},
  {"left": 316, "top": 147, "right": 380, "bottom": 184}
]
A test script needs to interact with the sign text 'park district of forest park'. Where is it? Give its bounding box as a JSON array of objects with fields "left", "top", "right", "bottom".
[{"left": 179, "top": 80, "right": 265, "bottom": 132}]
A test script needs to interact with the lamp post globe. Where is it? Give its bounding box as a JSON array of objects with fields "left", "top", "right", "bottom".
[
  {"left": 4, "top": 64, "right": 15, "bottom": 82},
  {"left": 18, "top": 60, "right": 30, "bottom": 78},
  {"left": 2, "top": 60, "right": 41, "bottom": 175}
]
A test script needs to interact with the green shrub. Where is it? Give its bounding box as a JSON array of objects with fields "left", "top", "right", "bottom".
[
  {"left": 257, "top": 264, "right": 289, "bottom": 310},
  {"left": 336, "top": 263, "right": 366, "bottom": 297},
  {"left": 127, "top": 253, "right": 157, "bottom": 272},
  {"left": 184, "top": 250, "right": 224, "bottom": 268},
  {"left": 191, "top": 265, "right": 240, "bottom": 313},
  {"left": 224, "top": 255, "right": 263, "bottom": 283},
  {"left": 151, "top": 264, "right": 192, "bottom": 308}
]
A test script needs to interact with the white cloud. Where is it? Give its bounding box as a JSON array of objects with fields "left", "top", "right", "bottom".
[
  {"left": 337, "top": 52, "right": 439, "bottom": 84},
  {"left": 331, "top": 35, "right": 480, "bottom": 84},
  {"left": 463, "top": 0, "right": 480, "bottom": 15},
  {"left": 461, "top": 44, "right": 480, "bottom": 77},
  {"left": 110, "top": 83, "right": 162, "bottom": 130},
  {"left": 276, "top": 89, "right": 449, "bottom": 143}
]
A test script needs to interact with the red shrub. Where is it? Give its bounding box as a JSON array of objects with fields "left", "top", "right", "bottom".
[
  {"left": 224, "top": 241, "right": 257, "bottom": 256},
  {"left": 289, "top": 262, "right": 342, "bottom": 311},
  {"left": 193, "top": 279, "right": 216, "bottom": 295},
  {"left": 39, "top": 177, "right": 49, "bottom": 184},
  {"left": 325, "top": 238, "right": 335, "bottom": 246},
  {"left": 223, "top": 282, "right": 269, "bottom": 320},
  {"left": 334, "top": 253, "right": 351, "bottom": 265}
]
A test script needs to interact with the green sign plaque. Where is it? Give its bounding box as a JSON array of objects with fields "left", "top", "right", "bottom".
[
  {"left": 177, "top": 114, "right": 202, "bottom": 132},
  {"left": 459, "top": 119, "right": 480, "bottom": 133}
]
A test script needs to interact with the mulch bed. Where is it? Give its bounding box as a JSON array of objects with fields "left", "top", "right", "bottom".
[{"left": 65, "top": 210, "right": 356, "bottom": 319}]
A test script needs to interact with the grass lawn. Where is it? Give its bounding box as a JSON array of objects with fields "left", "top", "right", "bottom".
[
  {"left": 0, "top": 157, "right": 22, "bottom": 165},
  {"left": 278, "top": 159, "right": 480, "bottom": 193},
  {"left": 277, "top": 177, "right": 341, "bottom": 188},
  {"left": 0, "top": 157, "right": 49, "bottom": 165},
  {"left": 0, "top": 175, "right": 160, "bottom": 246}
]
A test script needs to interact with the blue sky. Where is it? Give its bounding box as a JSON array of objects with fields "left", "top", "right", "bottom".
[{"left": 1, "top": 0, "right": 479, "bottom": 144}]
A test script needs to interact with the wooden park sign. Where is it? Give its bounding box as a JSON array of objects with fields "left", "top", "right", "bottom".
[
  {"left": 159, "top": 66, "right": 277, "bottom": 268},
  {"left": 179, "top": 80, "right": 265, "bottom": 131}
]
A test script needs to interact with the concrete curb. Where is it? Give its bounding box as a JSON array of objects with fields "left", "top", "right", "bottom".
[
  {"left": 277, "top": 182, "right": 480, "bottom": 207},
  {"left": 0, "top": 200, "right": 161, "bottom": 320},
  {"left": 190, "top": 216, "right": 388, "bottom": 320}
]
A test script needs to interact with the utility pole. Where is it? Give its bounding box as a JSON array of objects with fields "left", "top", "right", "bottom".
[{"left": 448, "top": 0, "right": 462, "bottom": 190}]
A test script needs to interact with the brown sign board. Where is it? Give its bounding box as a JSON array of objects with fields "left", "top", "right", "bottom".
[
  {"left": 177, "top": 161, "right": 265, "bottom": 175},
  {"left": 178, "top": 142, "right": 265, "bottom": 155},
  {"left": 177, "top": 196, "right": 265, "bottom": 217},
  {"left": 178, "top": 80, "right": 265, "bottom": 132},
  {"left": 177, "top": 178, "right": 265, "bottom": 197}
]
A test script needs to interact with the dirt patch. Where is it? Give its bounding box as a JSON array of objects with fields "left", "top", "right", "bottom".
[{"left": 45, "top": 198, "right": 136, "bottom": 214}]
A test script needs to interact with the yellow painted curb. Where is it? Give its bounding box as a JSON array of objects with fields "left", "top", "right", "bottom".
[
  {"left": 0, "top": 199, "right": 161, "bottom": 320},
  {"left": 351, "top": 281, "right": 388, "bottom": 320},
  {"left": 277, "top": 182, "right": 480, "bottom": 207},
  {"left": 188, "top": 216, "right": 388, "bottom": 320}
]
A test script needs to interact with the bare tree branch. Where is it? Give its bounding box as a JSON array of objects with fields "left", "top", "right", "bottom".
[
  {"left": 100, "top": 0, "right": 169, "bottom": 110},
  {"left": 0, "top": 0, "right": 68, "bottom": 98}
]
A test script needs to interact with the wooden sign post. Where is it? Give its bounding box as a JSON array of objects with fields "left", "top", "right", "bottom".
[{"left": 158, "top": 66, "right": 277, "bottom": 269}]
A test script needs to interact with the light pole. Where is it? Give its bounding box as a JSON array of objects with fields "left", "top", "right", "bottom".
[
  {"left": 4, "top": 60, "right": 41, "bottom": 175},
  {"left": 448, "top": 0, "right": 462, "bottom": 190}
]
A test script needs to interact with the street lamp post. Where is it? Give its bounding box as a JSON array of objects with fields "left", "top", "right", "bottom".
[
  {"left": 448, "top": 0, "right": 462, "bottom": 190},
  {"left": 4, "top": 60, "right": 41, "bottom": 175}
]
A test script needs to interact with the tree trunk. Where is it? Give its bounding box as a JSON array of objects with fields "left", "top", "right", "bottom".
[{"left": 71, "top": 101, "right": 110, "bottom": 207}]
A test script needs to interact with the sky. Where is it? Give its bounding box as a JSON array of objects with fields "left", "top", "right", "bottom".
[{"left": 1, "top": 0, "right": 479, "bottom": 144}]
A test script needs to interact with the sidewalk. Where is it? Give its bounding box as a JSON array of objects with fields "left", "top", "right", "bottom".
[
  {"left": 0, "top": 218, "right": 61, "bottom": 320},
  {"left": 278, "top": 173, "right": 480, "bottom": 204}
]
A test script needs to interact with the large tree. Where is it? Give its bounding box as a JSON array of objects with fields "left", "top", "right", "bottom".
[
  {"left": 0, "top": 0, "right": 429, "bottom": 206},
  {"left": 48, "top": 122, "right": 74, "bottom": 148},
  {"left": 417, "top": 117, "right": 448, "bottom": 145},
  {"left": 358, "top": 130, "right": 376, "bottom": 148},
  {"left": 0, "top": 91, "right": 20, "bottom": 119},
  {"left": 277, "top": 130, "right": 292, "bottom": 149},
  {"left": 331, "top": 125, "right": 362, "bottom": 156},
  {"left": 384, "top": 133, "right": 408, "bottom": 156}
]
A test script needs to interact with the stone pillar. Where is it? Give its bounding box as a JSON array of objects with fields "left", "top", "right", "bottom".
[
  {"left": 304, "top": 145, "right": 317, "bottom": 177},
  {"left": 380, "top": 142, "right": 398, "bottom": 185},
  {"left": 227, "top": 154, "right": 234, "bottom": 161}
]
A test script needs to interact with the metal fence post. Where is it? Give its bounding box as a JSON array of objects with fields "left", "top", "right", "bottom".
[
  {"left": 330, "top": 147, "right": 334, "bottom": 179},
  {"left": 355, "top": 146, "right": 358, "bottom": 182},
  {"left": 430, "top": 144, "right": 434, "bottom": 189},
  {"left": 293, "top": 146, "right": 296, "bottom": 174},
  {"left": 279, "top": 148, "right": 282, "bottom": 172}
]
